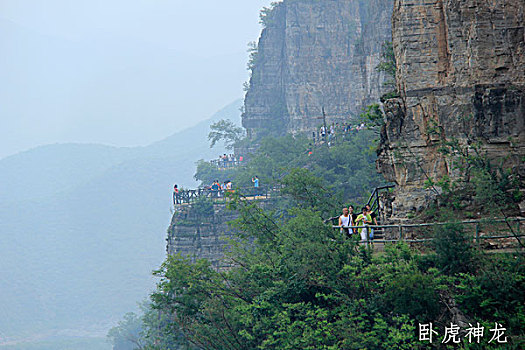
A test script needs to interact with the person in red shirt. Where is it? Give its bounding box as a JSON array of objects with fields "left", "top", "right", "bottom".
[{"left": 173, "top": 184, "right": 180, "bottom": 204}]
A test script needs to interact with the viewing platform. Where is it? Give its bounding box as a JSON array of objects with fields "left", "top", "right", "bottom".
[
  {"left": 209, "top": 158, "right": 245, "bottom": 170},
  {"left": 333, "top": 217, "right": 525, "bottom": 253},
  {"left": 173, "top": 186, "right": 278, "bottom": 206}
]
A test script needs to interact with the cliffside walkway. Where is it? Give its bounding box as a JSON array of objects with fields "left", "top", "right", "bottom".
[
  {"left": 333, "top": 217, "right": 525, "bottom": 252},
  {"left": 174, "top": 186, "right": 278, "bottom": 206},
  {"left": 325, "top": 185, "right": 394, "bottom": 240},
  {"left": 209, "top": 159, "right": 245, "bottom": 170}
]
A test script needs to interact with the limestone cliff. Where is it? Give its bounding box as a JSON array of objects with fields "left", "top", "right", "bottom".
[
  {"left": 377, "top": 0, "right": 525, "bottom": 216},
  {"left": 243, "top": 0, "right": 394, "bottom": 138},
  {"left": 166, "top": 203, "right": 238, "bottom": 270},
  {"left": 166, "top": 199, "right": 276, "bottom": 269}
]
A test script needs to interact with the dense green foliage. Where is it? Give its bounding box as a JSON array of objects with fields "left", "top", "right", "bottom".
[
  {"left": 112, "top": 127, "right": 524, "bottom": 348},
  {"left": 423, "top": 131, "right": 523, "bottom": 222},
  {"left": 107, "top": 302, "right": 193, "bottom": 350},
  {"left": 376, "top": 41, "right": 398, "bottom": 100},
  {"left": 196, "top": 130, "right": 383, "bottom": 204},
  {"left": 259, "top": 2, "right": 282, "bottom": 28},
  {"left": 359, "top": 103, "right": 383, "bottom": 135},
  {"left": 375, "top": 42, "right": 395, "bottom": 80},
  {"left": 148, "top": 175, "right": 419, "bottom": 349},
  {"left": 142, "top": 173, "right": 524, "bottom": 349},
  {"left": 111, "top": 104, "right": 524, "bottom": 349},
  {"left": 433, "top": 223, "right": 476, "bottom": 275}
]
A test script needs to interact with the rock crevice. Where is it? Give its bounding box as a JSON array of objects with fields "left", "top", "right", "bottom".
[
  {"left": 378, "top": 0, "right": 525, "bottom": 217},
  {"left": 243, "top": 0, "right": 395, "bottom": 138}
]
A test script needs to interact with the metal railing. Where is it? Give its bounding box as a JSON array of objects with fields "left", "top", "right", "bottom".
[
  {"left": 365, "top": 185, "right": 395, "bottom": 217},
  {"left": 332, "top": 217, "right": 525, "bottom": 249},
  {"left": 322, "top": 185, "right": 394, "bottom": 227},
  {"left": 173, "top": 186, "right": 277, "bottom": 205},
  {"left": 312, "top": 127, "right": 370, "bottom": 147},
  {"left": 209, "top": 159, "right": 246, "bottom": 169}
]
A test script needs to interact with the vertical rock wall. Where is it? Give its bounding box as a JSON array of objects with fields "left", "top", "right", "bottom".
[
  {"left": 167, "top": 204, "right": 238, "bottom": 270},
  {"left": 243, "top": 0, "right": 394, "bottom": 138},
  {"left": 377, "top": 0, "right": 525, "bottom": 216},
  {"left": 167, "top": 200, "right": 274, "bottom": 269}
]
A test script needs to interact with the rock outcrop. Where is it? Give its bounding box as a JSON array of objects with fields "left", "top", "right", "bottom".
[
  {"left": 243, "top": 0, "right": 394, "bottom": 138},
  {"left": 377, "top": 0, "right": 525, "bottom": 217},
  {"left": 167, "top": 199, "right": 275, "bottom": 269},
  {"left": 166, "top": 203, "right": 239, "bottom": 270}
]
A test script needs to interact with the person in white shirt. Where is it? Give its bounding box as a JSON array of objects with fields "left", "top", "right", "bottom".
[{"left": 338, "top": 207, "right": 353, "bottom": 237}]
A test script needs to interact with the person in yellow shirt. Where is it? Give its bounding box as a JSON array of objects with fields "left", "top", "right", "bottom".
[{"left": 355, "top": 207, "right": 372, "bottom": 242}]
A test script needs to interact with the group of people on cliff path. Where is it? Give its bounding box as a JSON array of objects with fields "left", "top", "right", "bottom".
[
  {"left": 338, "top": 204, "right": 378, "bottom": 242},
  {"left": 216, "top": 154, "right": 244, "bottom": 167},
  {"left": 316, "top": 121, "right": 367, "bottom": 146},
  {"left": 209, "top": 180, "right": 233, "bottom": 197},
  {"left": 172, "top": 176, "right": 261, "bottom": 204}
]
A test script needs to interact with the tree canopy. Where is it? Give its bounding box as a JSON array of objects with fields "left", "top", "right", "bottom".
[
  {"left": 208, "top": 119, "right": 245, "bottom": 150},
  {"left": 143, "top": 171, "right": 524, "bottom": 349}
]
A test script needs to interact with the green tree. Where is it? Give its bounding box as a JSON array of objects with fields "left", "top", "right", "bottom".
[
  {"left": 376, "top": 41, "right": 397, "bottom": 97},
  {"left": 196, "top": 131, "right": 383, "bottom": 203},
  {"left": 456, "top": 254, "right": 525, "bottom": 337},
  {"left": 433, "top": 223, "right": 476, "bottom": 275},
  {"left": 107, "top": 312, "right": 145, "bottom": 350},
  {"left": 376, "top": 41, "right": 396, "bottom": 79},
  {"left": 148, "top": 175, "right": 426, "bottom": 349},
  {"left": 259, "top": 2, "right": 281, "bottom": 28},
  {"left": 208, "top": 119, "right": 245, "bottom": 150},
  {"left": 425, "top": 132, "right": 522, "bottom": 222},
  {"left": 359, "top": 103, "right": 384, "bottom": 134},
  {"left": 246, "top": 41, "right": 258, "bottom": 72}
]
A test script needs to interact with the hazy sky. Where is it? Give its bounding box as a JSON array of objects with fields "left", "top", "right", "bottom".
[{"left": 0, "top": 0, "right": 274, "bottom": 159}]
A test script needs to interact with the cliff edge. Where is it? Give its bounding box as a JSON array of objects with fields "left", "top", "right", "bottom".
[
  {"left": 243, "top": 0, "right": 394, "bottom": 138},
  {"left": 377, "top": 0, "right": 525, "bottom": 217}
]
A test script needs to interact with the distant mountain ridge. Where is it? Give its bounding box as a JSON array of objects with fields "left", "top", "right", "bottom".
[
  {"left": 0, "top": 99, "right": 242, "bottom": 203},
  {"left": 0, "top": 99, "right": 241, "bottom": 339},
  {"left": 0, "top": 16, "right": 247, "bottom": 159}
]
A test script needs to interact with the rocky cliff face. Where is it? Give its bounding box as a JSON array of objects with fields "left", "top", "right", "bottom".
[
  {"left": 167, "top": 200, "right": 275, "bottom": 269},
  {"left": 243, "top": 0, "right": 394, "bottom": 138},
  {"left": 377, "top": 0, "right": 525, "bottom": 216},
  {"left": 166, "top": 204, "right": 239, "bottom": 270}
]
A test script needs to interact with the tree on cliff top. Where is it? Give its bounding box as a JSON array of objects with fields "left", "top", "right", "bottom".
[
  {"left": 259, "top": 1, "right": 282, "bottom": 28},
  {"left": 208, "top": 119, "right": 245, "bottom": 150}
]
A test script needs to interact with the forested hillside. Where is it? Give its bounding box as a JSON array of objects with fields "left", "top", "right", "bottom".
[
  {"left": 110, "top": 128, "right": 524, "bottom": 349},
  {"left": 106, "top": 0, "right": 524, "bottom": 348}
]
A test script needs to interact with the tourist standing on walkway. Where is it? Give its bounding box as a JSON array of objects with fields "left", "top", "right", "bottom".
[
  {"left": 355, "top": 207, "right": 372, "bottom": 242},
  {"left": 252, "top": 176, "right": 260, "bottom": 195},
  {"left": 329, "top": 123, "right": 335, "bottom": 144},
  {"left": 349, "top": 205, "right": 358, "bottom": 234},
  {"left": 365, "top": 204, "right": 378, "bottom": 240},
  {"left": 339, "top": 207, "right": 352, "bottom": 238},
  {"left": 173, "top": 184, "right": 180, "bottom": 205},
  {"left": 211, "top": 180, "right": 221, "bottom": 198}
]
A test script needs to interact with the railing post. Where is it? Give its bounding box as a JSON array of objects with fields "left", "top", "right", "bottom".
[
  {"left": 398, "top": 224, "right": 403, "bottom": 241},
  {"left": 475, "top": 223, "right": 480, "bottom": 247}
]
